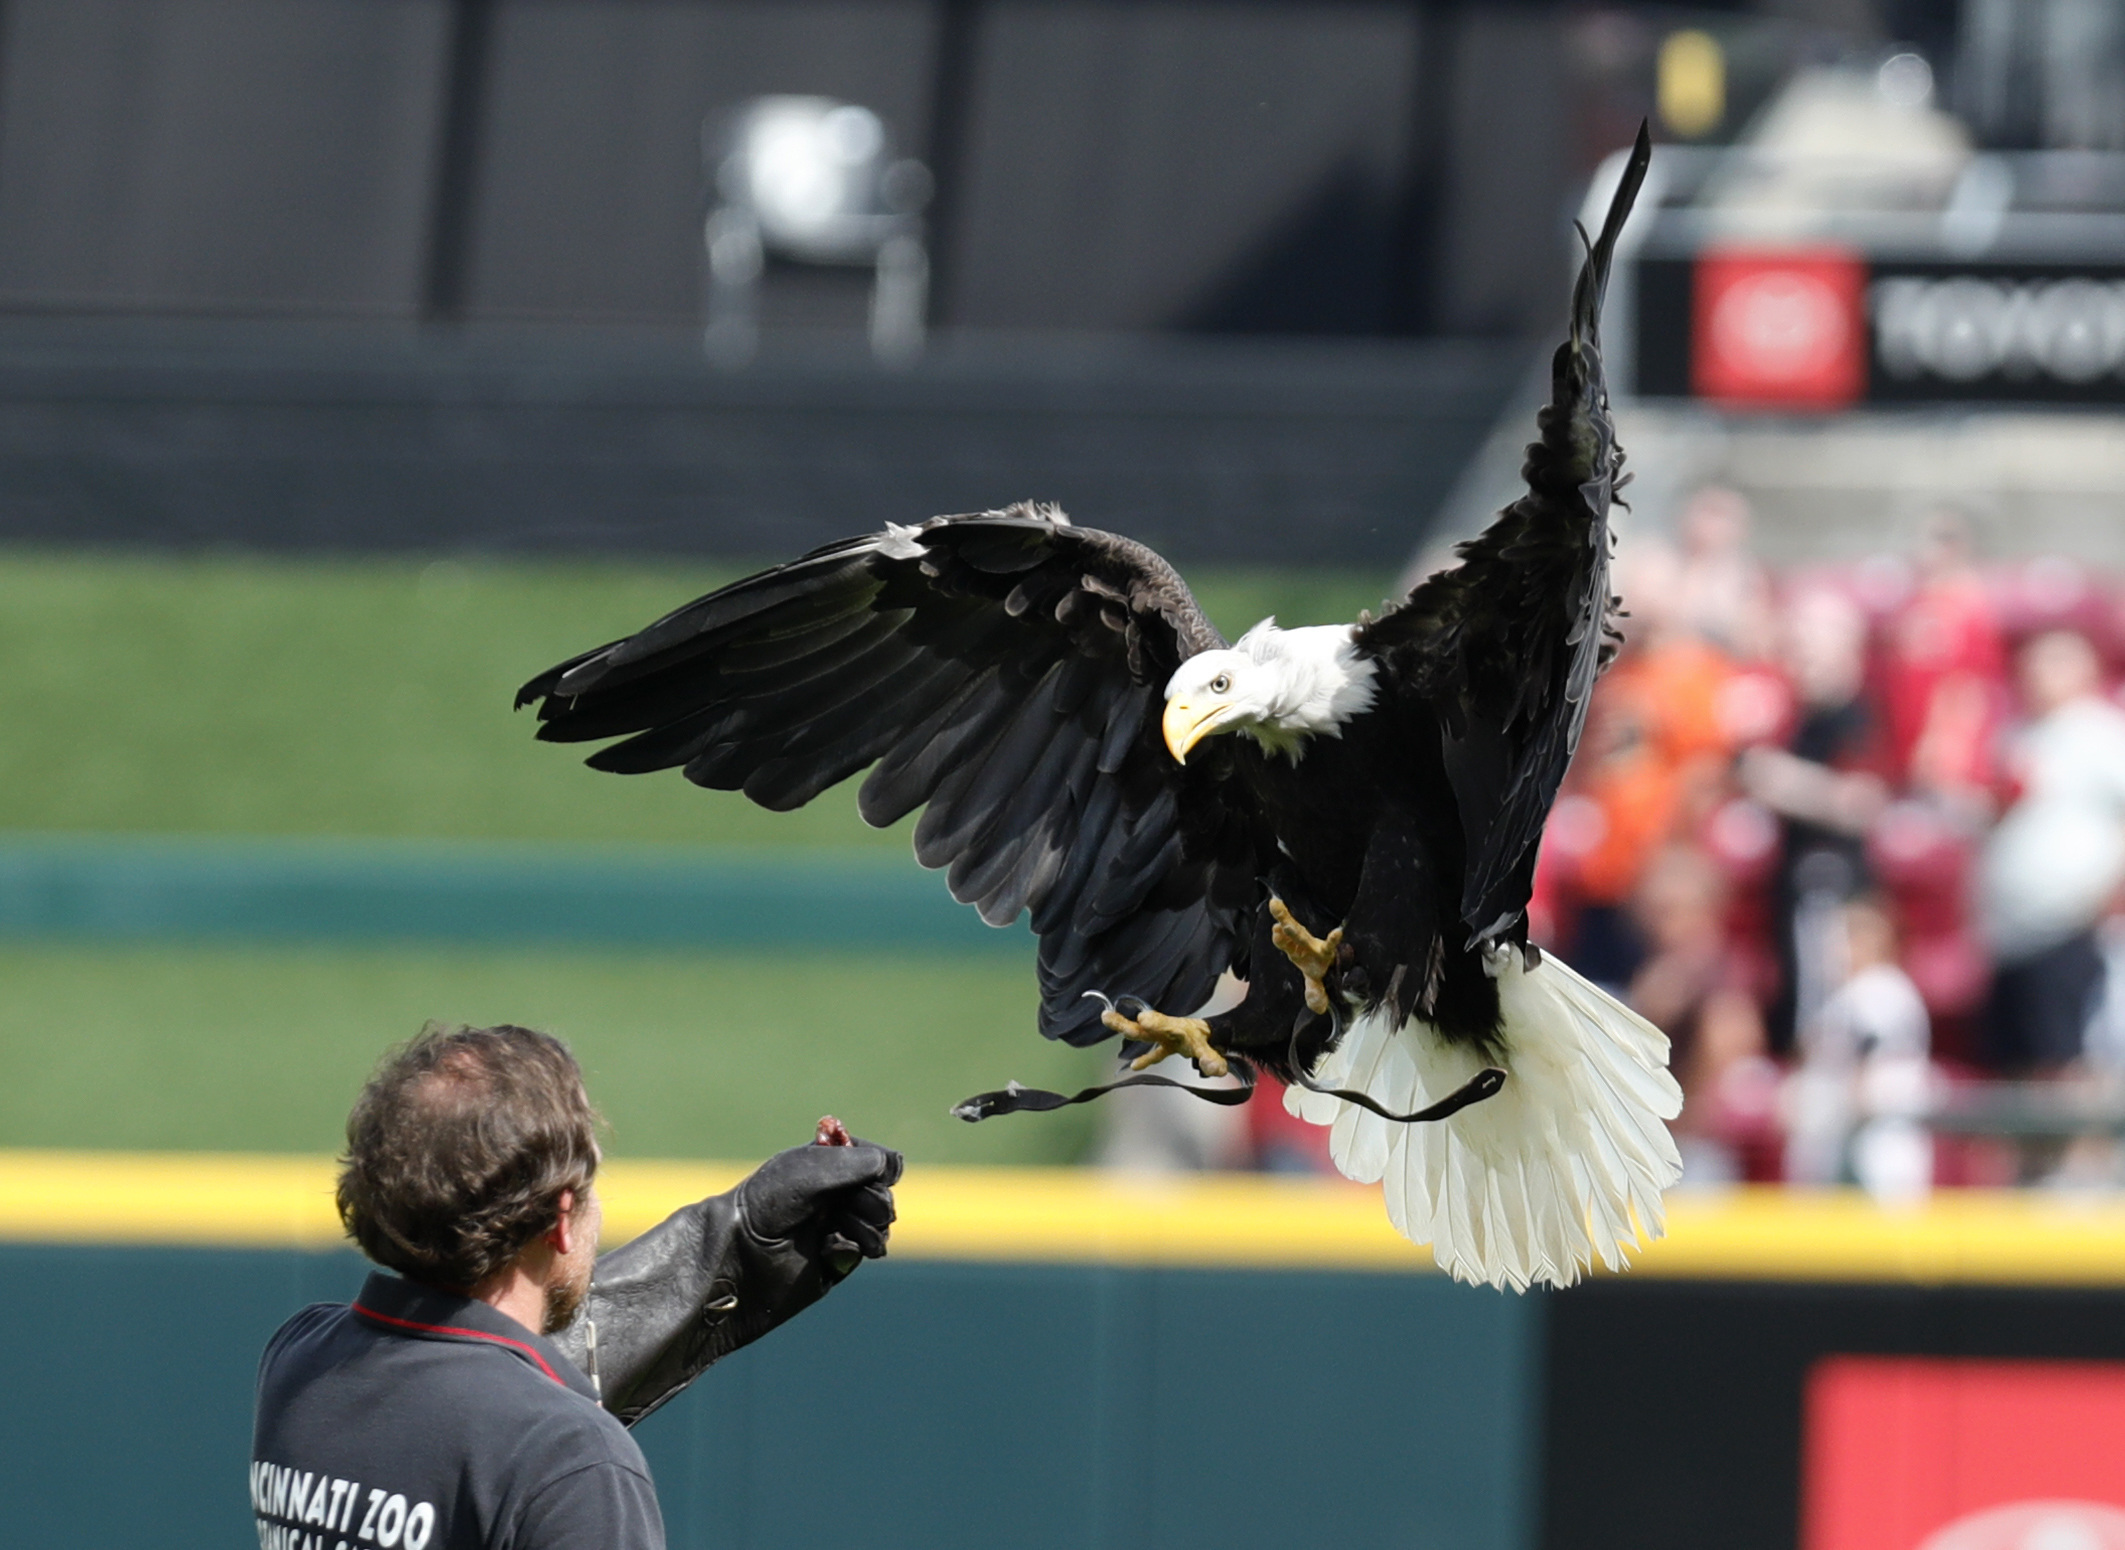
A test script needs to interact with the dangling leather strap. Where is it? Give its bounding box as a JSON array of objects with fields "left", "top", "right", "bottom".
[
  {"left": 1284, "top": 1054, "right": 1507, "bottom": 1123},
  {"left": 952, "top": 1010, "right": 1508, "bottom": 1125},
  {"left": 951, "top": 1065, "right": 1256, "bottom": 1122}
]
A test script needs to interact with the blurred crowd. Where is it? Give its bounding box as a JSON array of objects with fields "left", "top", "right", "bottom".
[{"left": 1110, "top": 493, "right": 2125, "bottom": 1195}]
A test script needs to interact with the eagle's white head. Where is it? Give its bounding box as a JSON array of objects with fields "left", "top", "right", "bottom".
[{"left": 1161, "top": 620, "right": 1378, "bottom": 764}]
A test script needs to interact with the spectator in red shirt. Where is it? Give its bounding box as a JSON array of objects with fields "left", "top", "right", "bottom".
[
  {"left": 1672, "top": 486, "right": 1777, "bottom": 663},
  {"left": 1627, "top": 844, "right": 1768, "bottom": 1184},
  {"left": 1879, "top": 511, "right": 2004, "bottom": 799}
]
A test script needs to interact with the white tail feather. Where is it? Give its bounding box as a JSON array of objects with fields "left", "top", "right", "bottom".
[{"left": 1286, "top": 952, "right": 1683, "bottom": 1291}]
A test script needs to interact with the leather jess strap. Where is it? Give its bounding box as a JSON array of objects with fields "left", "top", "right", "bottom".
[
  {"left": 952, "top": 1012, "right": 1507, "bottom": 1126},
  {"left": 951, "top": 1063, "right": 1259, "bottom": 1121}
]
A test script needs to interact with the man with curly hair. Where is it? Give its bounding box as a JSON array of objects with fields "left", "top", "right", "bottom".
[{"left": 251, "top": 1023, "right": 901, "bottom": 1550}]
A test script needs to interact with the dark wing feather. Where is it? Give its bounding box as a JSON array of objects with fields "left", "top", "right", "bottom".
[
  {"left": 517, "top": 503, "right": 1261, "bottom": 1046},
  {"left": 1354, "top": 125, "right": 1651, "bottom": 944}
]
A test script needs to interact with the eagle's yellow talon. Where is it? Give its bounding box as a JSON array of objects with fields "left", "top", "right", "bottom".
[
  {"left": 1268, "top": 897, "right": 1342, "bottom": 1015},
  {"left": 1102, "top": 1007, "right": 1227, "bottom": 1078}
]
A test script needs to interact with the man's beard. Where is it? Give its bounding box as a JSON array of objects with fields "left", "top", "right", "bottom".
[{"left": 542, "top": 1261, "right": 590, "bottom": 1334}]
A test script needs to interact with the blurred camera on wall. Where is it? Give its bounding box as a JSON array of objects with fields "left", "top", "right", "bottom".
[{"left": 703, "top": 96, "right": 934, "bottom": 368}]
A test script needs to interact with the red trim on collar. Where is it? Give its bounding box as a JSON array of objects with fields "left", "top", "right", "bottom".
[{"left": 351, "top": 1302, "right": 565, "bottom": 1386}]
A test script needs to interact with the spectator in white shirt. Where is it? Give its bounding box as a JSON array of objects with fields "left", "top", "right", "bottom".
[
  {"left": 1981, "top": 629, "right": 2125, "bottom": 1074},
  {"left": 1785, "top": 897, "right": 1933, "bottom": 1201}
]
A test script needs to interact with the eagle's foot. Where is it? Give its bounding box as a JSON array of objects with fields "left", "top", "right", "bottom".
[
  {"left": 1097, "top": 1001, "right": 1227, "bottom": 1078},
  {"left": 1268, "top": 897, "right": 1342, "bottom": 1016}
]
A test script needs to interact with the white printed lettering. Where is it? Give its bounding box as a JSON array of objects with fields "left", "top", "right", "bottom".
[
  {"left": 377, "top": 1492, "right": 408, "bottom": 1548},
  {"left": 403, "top": 1501, "right": 435, "bottom": 1550},
  {"left": 1874, "top": 275, "right": 2125, "bottom": 384},
  {"left": 305, "top": 1475, "right": 332, "bottom": 1525},
  {"left": 326, "top": 1479, "right": 349, "bottom": 1528},
  {"left": 359, "top": 1487, "right": 385, "bottom": 1540}
]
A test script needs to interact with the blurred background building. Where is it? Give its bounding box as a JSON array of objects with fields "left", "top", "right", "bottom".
[{"left": 0, "top": 0, "right": 2096, "bottom": 564}]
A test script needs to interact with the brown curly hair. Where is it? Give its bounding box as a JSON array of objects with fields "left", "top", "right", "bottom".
[{"left": 336, "top": 1023, "right": 600, "bottom": 1290}]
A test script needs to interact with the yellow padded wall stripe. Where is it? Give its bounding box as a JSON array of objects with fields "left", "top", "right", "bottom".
[{"left": 4, "top": 1150, "right": 2125, "bottom": 1285}]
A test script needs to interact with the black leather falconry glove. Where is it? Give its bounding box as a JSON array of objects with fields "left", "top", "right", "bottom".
[{"left": 553, "top": 1138, "right": 902, "bottom": 1426}]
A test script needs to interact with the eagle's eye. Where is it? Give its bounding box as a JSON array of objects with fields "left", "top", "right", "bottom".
[{"left": 1209, "top": 673, "right": 1232, "bottom": 694}]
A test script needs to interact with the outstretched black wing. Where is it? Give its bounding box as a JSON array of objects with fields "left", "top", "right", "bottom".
[
  {"left": 1354, "top": 124, "right": 1651, "bottom": 945},
  {"left": 518, "top": 504, "right": 1264, "bottom": 1045}
]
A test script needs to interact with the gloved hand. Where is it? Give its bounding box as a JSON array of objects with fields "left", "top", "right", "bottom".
[
  {"left": 559, "top": 1131, "right": 904, "bottom": 1427},
  {"left": 737, "top": 1137, "right": 903, "bottom": 1280}
]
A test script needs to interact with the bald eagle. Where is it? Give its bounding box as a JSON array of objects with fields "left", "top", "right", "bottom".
[{"left": 518, "top": 128, "right": 1679, "bottom": 1290}]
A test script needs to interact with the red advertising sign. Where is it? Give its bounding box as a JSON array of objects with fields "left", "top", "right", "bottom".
[
  {"left": 1804, "top": 1356, "right": 2125, "bottom": 1550},
  {"left": 1692, "top": 247, "right": 1868, "bottom": 409}
]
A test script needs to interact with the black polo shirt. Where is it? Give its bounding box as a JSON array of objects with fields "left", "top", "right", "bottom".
[{"left": 252, "top": 1271, "right": 662, "bottom": 1550}]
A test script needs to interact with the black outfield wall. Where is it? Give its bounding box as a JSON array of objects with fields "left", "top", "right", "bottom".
[
  {"left": 0, "top": 321, "right": 1522, "bottom": 567},
  {"left": 1542, "top": 1278, "right": 2125, "bottom": 1550}
]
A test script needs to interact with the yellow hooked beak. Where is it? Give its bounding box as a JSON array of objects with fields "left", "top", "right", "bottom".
[{"left": 1162, "top": 697, "right": 1231, "bottom": 764}]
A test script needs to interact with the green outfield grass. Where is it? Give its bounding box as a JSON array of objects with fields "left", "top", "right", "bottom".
[
  {"left": 0, "top": 942, "right": 1101, "bottom": 1164},
  {"left": 0, "top": 548, "right": 1386, "bottom": 1163},
  {"left": 0, "top": 550, "right": 1393, "bottom": 845}
]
